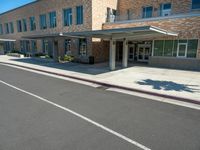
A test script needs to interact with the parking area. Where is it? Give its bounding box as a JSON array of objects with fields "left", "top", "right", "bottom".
[{"left": 0, "top": 64, "right": 200, "bottom": 150}]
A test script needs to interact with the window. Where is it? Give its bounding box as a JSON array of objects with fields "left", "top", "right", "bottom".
[
  {"left": 153, "top": 39, "right": 198, "bottom": 58},
  {"left": 30, "top": 17, "right": 36, "bottom": 31},
  {"left": 76, "top": 6, "right": 83, "bottom": 25},
  {"left": 64, "top": 39, "right": 71, "bottom": 54},
  {"left": 63, "top": 8, "right": 72, "bottom": 26},
  {"left": 79, "top": 38, "right": 87, "bottom": 56},
  {"left": 127, "top": 9, "right": 131, "bottom": 20},
  {"left": 177, "top": 43, "right": 187, "bottom": 57},
  {"left": 5, "top": 23, "right": 9, "bottom": 34},
  {"left": 192, "top": 0, "right": 200, "bottom": 9},
  {"left": 9, "top": 22, "right": 14, "bottom": 33},
  {"left": 40, "top": 14, "right": 47, "bottom": 29},
  {"left": 17, "top": 20, "right": 22, "bottom": 32},
  {"left": 154, "top": 40, "right": 164, "bottom": 56},
  {"left": 160, "top": 3, "right": 171, "bottom": 16},
  {"left": 142, "top": 6, "right": 153, "bottom": 18},
  {"left": 187, "top": 39, "right": 198, "bottom": 58},
  {"left": 164, "top": 40, "right": 173, "bottom": 56},
  {"left": 49, "top": 11, "right": 57, "bottom": 28},
  {"left": 22, "top": 19, "right": 27, "bottom": 32},
  {"left": 0, "top": 24, "right": 3, "bottom": 35}
]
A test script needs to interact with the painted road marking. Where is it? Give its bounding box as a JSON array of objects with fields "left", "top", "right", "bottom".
[{"left": 0, "top": 80, "right": 151, "bottom": 150}]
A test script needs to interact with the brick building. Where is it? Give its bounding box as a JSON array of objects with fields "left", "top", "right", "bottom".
[{"left": 0, "top": 0, "right": 200, "bottom": 70}]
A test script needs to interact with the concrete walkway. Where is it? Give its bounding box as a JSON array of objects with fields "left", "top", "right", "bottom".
[{"left": 0, "top": 55, "right": 200, "bottom": 102}]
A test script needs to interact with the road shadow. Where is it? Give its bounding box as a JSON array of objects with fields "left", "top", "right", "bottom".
[{"left": 137, "top": 79, "right": 199, "bottom": 93}]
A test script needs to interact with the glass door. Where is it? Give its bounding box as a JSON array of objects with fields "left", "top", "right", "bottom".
[
  {"left": 177, "top": 43, "right": 187, "bottom": 57},
  {"left": 128, "top": 45, "right": 135, "bottom": 61},
  {"left": 137, "top": 44, "right": 151, "bottom": 62}
]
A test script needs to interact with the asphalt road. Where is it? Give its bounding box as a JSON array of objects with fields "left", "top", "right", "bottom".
[{"left": 0, "top": 64, "right": 200, "bottom": 150}]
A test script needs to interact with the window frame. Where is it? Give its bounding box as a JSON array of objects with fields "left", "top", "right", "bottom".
[
  {"left": 9, "top": 22, "right": 14, "bottom": 33},
  {"left": 40, "top": 14, "right": 47, "bottom": 30},
  {"left": 17, "top": 20, "right": 22, "bottom": 32},
  {"left": 49, "top": 11, "right": 57, "bottom": 28},
  {"left": 142, "top": 6, "right": 153, "bottom": 18},
  {"left": 5, "top": 23, "right": 10, "bottom": 34},
  {"left": 63, "top": 8, "right": 73, "bottom": 26},
  {"left": 29, "top": 16, "right": 36, "bottom": 31},
  {"left": 160, "top": 3, "right": 172, "bottom": 17},
  {"left": 22, "top": 19, "right": 27, "bottom": 32},
  {"left": 177, "top": 43, "right": 188, "bottom": 58},
  {"left": 76, "top": 5, "right": 84, "bottom": 25},
  {"left": 192, "top": 0, "right": 200, "bottom": 10}
]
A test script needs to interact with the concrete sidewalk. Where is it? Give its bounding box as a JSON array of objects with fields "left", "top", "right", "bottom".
[{"left": 0, "top": 55, "right": 200, "bottom": 103}]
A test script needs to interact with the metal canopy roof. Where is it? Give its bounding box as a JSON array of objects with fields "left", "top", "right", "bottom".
[
  {"left": 0, "top": 38, "right": 16, "bottom": 42},
  {"left": 22, "top": 26, "right": 178, "bottom": 40}
]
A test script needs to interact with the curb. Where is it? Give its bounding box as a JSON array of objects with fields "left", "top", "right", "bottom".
[{"left": 1, "top": 61, "right": 200, "bottom": 105}]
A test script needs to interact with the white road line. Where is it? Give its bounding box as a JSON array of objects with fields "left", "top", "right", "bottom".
[{"left": 0, "top": 80, "right": 151, "bottom": 150}]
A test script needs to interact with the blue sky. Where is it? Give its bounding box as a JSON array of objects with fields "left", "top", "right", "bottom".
[{"left": 0, "top": 0, "right": 36, "bottom": 14}]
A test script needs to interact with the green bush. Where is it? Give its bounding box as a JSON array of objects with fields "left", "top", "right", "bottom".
[
  {"left": 63, "top": 55, "right": 74, "bottom": 62},
  {"left": 45, "top": 55, "right": 50, "bottom": 59}
]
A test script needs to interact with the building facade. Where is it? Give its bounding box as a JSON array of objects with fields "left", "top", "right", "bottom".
[{"left": 0, "top": 0, "right": 200, "bottom": 70}]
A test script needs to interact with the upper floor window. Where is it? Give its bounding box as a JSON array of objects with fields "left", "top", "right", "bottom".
[
  {"left": 5, "top": 23, "right": 9, "bottom": 34},
  {"left": 40, "top": 14, "right": 47, "bottom": 29},
  {"left": 192, "top": 0, "right": 200, "bottom": 9},
  {"left": 30, "top": 16, "right": 36, "bottom": 31},
  {"left": 160, "top": 3, "right": 171, "bottom": 16},
  {"left": 76, "top": 6, "right": 83, "bottom": 25},
  {"left": 22, "top": 19, "right": 27, "bottom": 32},
  {"left": 17, "top": 20, "right": 22, "bottom": 32},
  {"left": 49, "top": 11, "right": 57, "bottom": 28},
  {"left": 0, "top": 24, "right": 3, "bottom": 35},
  {"left": 9, "top": 22, "right": 14, "bottom": 33},
  {"left": 63, "top": 8, "right": 72, "bottom": 26},
  {"left": 142, "top": 6, "right": 153, "bottom": 18}
]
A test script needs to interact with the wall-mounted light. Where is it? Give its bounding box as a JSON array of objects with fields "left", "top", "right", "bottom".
[{"left": 59, "top": 32, "right": 63, "bottom": 36}]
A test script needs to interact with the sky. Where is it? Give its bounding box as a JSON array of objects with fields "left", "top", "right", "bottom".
[{"left": 0, "top": 0, "right": 36, "bottom": 14}]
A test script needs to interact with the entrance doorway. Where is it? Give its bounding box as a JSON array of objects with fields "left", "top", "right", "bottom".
[
  {"left": 128, "top": 44, "right": 135, "bottom": 61},
  {"left": 137, "top": 44, "right": 151, "bottom": 62}
]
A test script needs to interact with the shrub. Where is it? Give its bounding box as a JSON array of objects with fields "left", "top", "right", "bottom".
[{"left": 63, "top": 55, "right": 74, "bottom": 62}]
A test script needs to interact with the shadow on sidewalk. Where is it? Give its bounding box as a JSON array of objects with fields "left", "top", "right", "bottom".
[
  {"left": 137, "top": 79, "right": 200, "bottom": 93},
  {"left": 10, "top": 58, "right": 121, "bottom": 75}
]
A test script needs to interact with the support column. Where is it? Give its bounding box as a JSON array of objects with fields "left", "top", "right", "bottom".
[
  {"left": 122, "top": 39, "right": 128, "bottom": 68},
  {"left": 109, "top": 39, "right": 116, "bottom": 70}
]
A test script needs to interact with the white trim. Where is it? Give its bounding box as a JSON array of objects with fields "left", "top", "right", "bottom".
[
  {"left": 152, "top": 40, "right": 154, "bottom": 56},
  {"left": 105, "top": 12, "right": 200, "bottom": 25},
  {"left": 177, "top": 43, "right": 188, "bottom": 58},
  {"left": 197, "top": 39, "right": 200, "bottom": 59},
  {"left": 0, "top": 38, "right": 16, "bottom": 42}
]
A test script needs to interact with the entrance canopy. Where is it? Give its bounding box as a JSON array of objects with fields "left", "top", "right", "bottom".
[
  {"left": 0, "top": 38, "right": 16, "bottom": 42},
  {"left": 22, "top": 26, "right": 178, "bottom": 40}
]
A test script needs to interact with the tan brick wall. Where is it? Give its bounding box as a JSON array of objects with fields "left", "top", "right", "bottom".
[
  {"left": 91, "top": 0, "right": 117, "bottom": 62},
  {"left": 0, "top": 0, "right": 93, "bottom": 59},
  {"left": 116, "top": 0, "right": 196, "bottom": 21}
]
